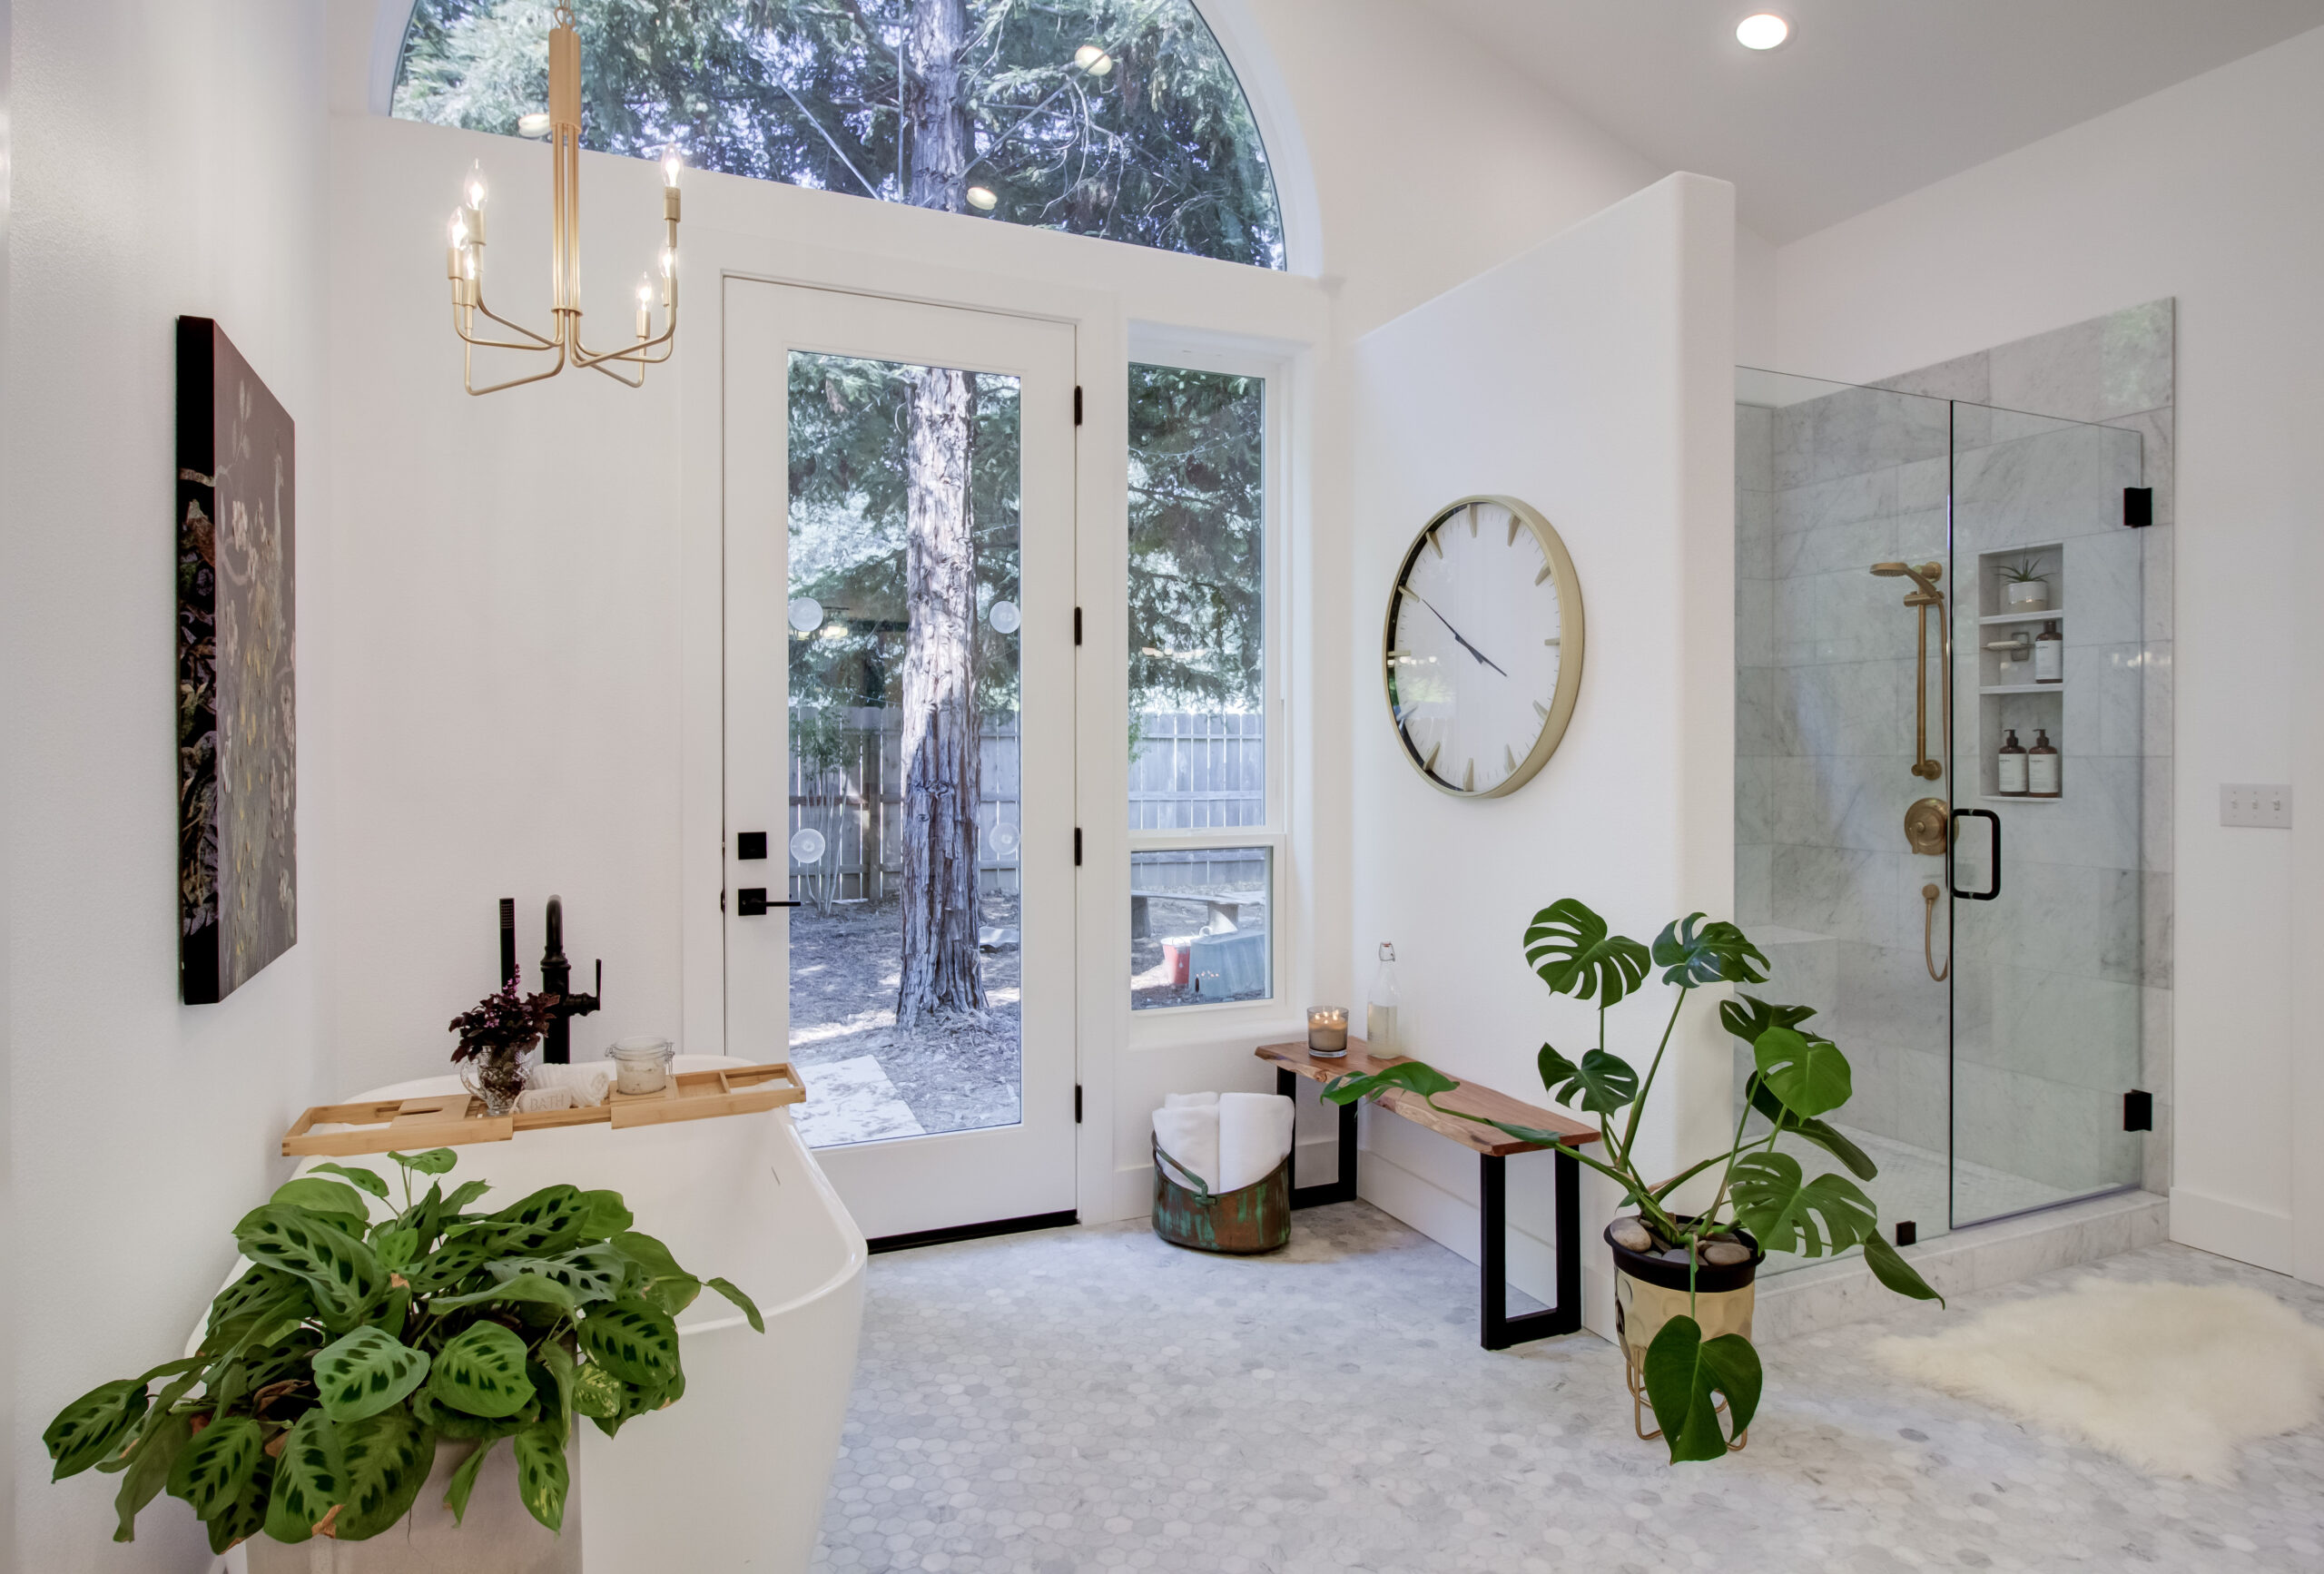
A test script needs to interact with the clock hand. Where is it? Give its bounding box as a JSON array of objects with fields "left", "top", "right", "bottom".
[{"left": 1404, "top": 588, "right": 1511, "bottom": 678}]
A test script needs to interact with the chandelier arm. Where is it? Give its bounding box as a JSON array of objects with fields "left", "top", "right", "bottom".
[
  {"left": 577, "top": 339, "right": 675, "bottom": 374},
  {"left": 466, "top": 337, "right": 571, "bottom": 397},
  {"left": 570, "top": 294, "right": 679, "bottom": 368},
  {"left": 468, "top": 286, "right": 559, "bottom": 349},
  {"left": 569, "top": 327, "right": 675, "bottom": 369},
  {"left": 453, "top": 308, "right": 563, "bottom": 354},
  {"left": 585, "top": 356, "right": 647, "bottom": 389}
]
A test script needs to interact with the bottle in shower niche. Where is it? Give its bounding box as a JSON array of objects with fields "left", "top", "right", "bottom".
[
  {"left": 1996, "top": 729, "right": 2029, "bottom": 796},
  {"left": 2028, "top": 728, "right": 2062, "bottom": 798},
  {"left": 2034, "top": 620, "right": 2063, "bottom": 684},
  {"left": 1365, "top": 942, "right": 1402, "bottom": 1054}
]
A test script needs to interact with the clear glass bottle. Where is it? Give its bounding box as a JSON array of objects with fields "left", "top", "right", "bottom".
[
  {"left": 2028, "top": 728, "right": 2061, "bottom": 797},
  {"left": 2034, "top": 620, "right": 2063, "bottom": 684},
  {"left": 1996, "top": 728, "right": 2028, "bottom": 795},
  {"left": 1365, "top": 942, "right": 1401, "bottom": 1054}
]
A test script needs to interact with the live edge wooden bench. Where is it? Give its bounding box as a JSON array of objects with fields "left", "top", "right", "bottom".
[{"left": 1257, "top": 1038, "right": 1600, "bottom": 1351}]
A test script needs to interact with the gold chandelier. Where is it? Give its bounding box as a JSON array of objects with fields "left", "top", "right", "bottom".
[{"left": 443, "top": 4, "right": 680, "bottom": 394}]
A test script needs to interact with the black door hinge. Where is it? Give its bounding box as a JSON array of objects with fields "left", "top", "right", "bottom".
[
  {"left": 1073, "top": 828, "right": 1082, "bottom": 866},
  {"left": 1075, "top": 1084, "right": 1083, "bottom": 1124},
  {"left": 2124, "top": 487, "right": 2154, "bottom": 528},
  {"left": 2124, "top": 1089, "right": 2154, "bottom": 1131},
  {"left": 1073, "top": 605, "right": 1082, "bottom": 645},
  {"left": 1073, "top": 385, "right": 1083, "bottom": 426}
]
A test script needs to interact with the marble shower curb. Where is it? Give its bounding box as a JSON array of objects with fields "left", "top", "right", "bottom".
[{"left": 1753, "top": 1187, "right": 2169, "bottom": 1343}]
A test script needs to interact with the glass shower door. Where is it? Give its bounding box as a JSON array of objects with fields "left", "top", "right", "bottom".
[
  {"left": 1735, "top": 369, "right": 1960, "bottom": 1259},
  {"left": 1947, "top": 402, "right": 2148, "bottom": 1226}
]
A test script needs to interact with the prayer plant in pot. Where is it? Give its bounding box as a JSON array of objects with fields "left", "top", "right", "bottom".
[
  {"left": 44, "top": 1146, "right": 762, "bottom": 1554},
  {"left": 1324, "top": 898, "right": 1943, "bottom": 1461}
]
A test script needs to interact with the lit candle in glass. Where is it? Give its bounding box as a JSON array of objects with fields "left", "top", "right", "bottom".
[{"left": 1306, "top": 1006, "right": 1348, "bottom": 1057}]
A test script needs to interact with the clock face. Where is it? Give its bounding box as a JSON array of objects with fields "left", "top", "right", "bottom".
[{"left": 1384, "top": 497, "right": 1584, "bottom": 798}]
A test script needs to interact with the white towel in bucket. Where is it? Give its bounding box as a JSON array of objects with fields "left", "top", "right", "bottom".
[
  {"left": 1151, "top": 1105, "right": 1222, "bottom": 1193},
  {"left": 1217, "top": 1092, "right": 1295, "bottom": 1192},
  {"left": 1164, "top": 1091, "right": 1219, "bottom": 1110}
]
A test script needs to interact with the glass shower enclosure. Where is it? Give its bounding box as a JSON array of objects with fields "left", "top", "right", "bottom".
[{"left": 1735, "top": 369, "right": 2154, "bottom": 1266}]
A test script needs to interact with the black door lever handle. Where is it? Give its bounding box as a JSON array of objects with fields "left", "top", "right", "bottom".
[{"left": 735, "top": 889, "right": 804, "bottom": 916}]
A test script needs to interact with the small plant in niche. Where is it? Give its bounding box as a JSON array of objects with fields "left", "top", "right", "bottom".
[
  {"left": 44, "top": 1146, "right": 763, "bottom": 1550},
  {"left": 1324, "top": 898, "right": 1943, "bottom": 1461},
  {"left": 2001, "top": 557, "right": 2050, "bottom": 585}
]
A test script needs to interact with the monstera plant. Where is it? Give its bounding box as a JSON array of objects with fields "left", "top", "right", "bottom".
[
  {"left": 44, "top": 1147, "right": 762, "bottom": 1550},
  {"left": 1324, "top": 898, "right": 1943, "bottom": 1461}
]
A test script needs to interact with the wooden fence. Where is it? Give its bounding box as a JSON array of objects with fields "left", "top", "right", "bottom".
[{"left": 786, "top": 709, "right": 1265, "bottom": 904}]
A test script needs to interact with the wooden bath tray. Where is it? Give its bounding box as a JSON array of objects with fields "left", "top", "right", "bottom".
[{"left": 281, "top": 1062, "right": 807, "bottom": 1157}]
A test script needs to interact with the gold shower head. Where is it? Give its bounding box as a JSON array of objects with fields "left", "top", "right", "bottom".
[{"left": 1871, "top": 560, "right": 1945, "bottom": 600}]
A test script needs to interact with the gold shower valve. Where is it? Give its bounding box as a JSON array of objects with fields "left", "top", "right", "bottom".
[{"left": 1905, "top": 797, "right": 1951, "bottom": 856}]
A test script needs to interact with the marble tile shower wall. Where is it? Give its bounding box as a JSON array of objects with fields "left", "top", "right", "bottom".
[{"left": 1736, "top": 300, "right": 2175, "bottom": 1204}]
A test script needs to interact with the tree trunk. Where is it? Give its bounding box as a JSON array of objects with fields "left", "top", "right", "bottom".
[
  {"left": 904, "top": 0, "right": 972, "bottom": 216},
  {"left": 897, "top": 367, "right": 984, "bottom": 1023},
  {"left": 894, "top": 0, "right": 985, "bottom": 1024}
]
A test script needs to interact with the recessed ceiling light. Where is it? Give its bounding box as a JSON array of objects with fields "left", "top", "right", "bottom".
[
  {"left": 966, "top": 185, "right": 999, "bottom": 211},
  {"left": 1736, "top": 13, "right": 1790, "bottom": 50}
]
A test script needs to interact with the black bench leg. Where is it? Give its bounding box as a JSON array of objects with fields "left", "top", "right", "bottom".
[
  {"left": 1480, "top": 1148, "right": 1582, "bottom": 1350},
  {"left": 1281, "top": 1067, "right": 1359, "bottom": 1209}
]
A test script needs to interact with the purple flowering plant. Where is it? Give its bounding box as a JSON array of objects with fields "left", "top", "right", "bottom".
[{"left": 448, "top": 979, "right": 559, "bottom": 1063}]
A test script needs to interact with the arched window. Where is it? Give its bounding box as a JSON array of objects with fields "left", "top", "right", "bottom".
[{"left": 394, "top": 1, "right": 1285, "bottom": 271}]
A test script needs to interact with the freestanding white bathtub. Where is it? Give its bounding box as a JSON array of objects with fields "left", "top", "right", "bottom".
[{"left": 214, "top": 1055, "right": 865, "bottom": 1572}]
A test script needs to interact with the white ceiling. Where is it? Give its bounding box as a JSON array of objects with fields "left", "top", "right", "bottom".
[{"left": 1410, "top": 0, "right": 2324, "bottom": 241}]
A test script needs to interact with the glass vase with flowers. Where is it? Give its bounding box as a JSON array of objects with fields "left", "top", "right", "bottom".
[{"left": 448, "top": 980, "right": 559, "bottom": 1115}]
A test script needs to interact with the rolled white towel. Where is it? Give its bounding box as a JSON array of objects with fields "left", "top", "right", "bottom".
[
  {"left": 1216, "top": 1091, "right": 1295, "bottom": 1193},
  {"left": 1151, "top": 1104, "right": 1222, "bottom": 1194},
  {"left": 530, "top": 1063, "right": 613, "bottom": 1107},
  {"left": 1164, "top": 1091, "right": 1219, "bottom": 1110}
]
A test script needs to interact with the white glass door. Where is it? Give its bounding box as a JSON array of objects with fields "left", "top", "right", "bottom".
[{"left": 724, "top": 279, "right": 1077, "bottom": 1241}]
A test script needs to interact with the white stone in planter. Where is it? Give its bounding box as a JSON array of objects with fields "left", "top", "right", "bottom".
[{"left": 246, "top": 1438, "right": 578, "bottom": 1574}]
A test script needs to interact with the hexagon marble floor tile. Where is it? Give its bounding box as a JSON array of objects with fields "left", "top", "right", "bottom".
[{"left": 812, "top": 1202, "right": 2324, "bottom": 1574}]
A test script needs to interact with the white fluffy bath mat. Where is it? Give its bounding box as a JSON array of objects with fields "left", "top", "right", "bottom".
[{"left": 1875, "top": 1278, "right": 2324, "bottom": 1481}]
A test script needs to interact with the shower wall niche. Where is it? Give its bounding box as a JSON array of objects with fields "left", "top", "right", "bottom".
[{"left": 1735, "top": 300, "right": 2174, "bottom": 1271}]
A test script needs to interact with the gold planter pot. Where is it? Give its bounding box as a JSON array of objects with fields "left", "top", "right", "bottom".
[{"left": 1605, "top": 1222, "right": 1763, "bottom": 1452}]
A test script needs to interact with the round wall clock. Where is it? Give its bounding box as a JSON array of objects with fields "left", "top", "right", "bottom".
[{"left": 1383, "top": 495, "right": 1584, "bottom": 798}]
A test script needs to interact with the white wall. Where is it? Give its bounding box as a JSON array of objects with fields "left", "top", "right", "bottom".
[
  {"left": 1768, "top": 26, "right": 2324, "bottom": 1280},
  {"left": 0, "top": 3, "right": 332, "bottom": 1567},
  {"left": 1346, "top": 173, "right": 1737, "bottom": 1333}
]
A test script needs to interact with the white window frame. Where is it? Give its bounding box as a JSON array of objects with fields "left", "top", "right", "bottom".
[{"left": 1123, "top": 328, "right": 1293, "bottom": 1037}]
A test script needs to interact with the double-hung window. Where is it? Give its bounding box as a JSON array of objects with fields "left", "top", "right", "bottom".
[{"left": 1125, "top": 352, "right": 1285, "bottom": 1012}]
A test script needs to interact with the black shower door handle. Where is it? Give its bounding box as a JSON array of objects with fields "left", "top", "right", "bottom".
[{"left": 1950, "top": 808, "right": 2001, "bottom": 901}]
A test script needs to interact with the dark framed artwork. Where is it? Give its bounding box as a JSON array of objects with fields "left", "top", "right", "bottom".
[{"left": 178, "top": 318, "right": 296, "bottom": 1004}]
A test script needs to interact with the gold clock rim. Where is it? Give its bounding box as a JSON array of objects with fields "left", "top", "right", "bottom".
[{"left": 1382, "top": 494, "right": 1586, "bottom": 800}]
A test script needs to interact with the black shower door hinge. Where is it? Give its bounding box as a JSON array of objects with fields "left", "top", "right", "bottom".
[
  {"left": 2124, "top": 487, "right": 2154, "bottom": 528},
  {"left": 1074, "top": 385, "right": 1083, "bottom": 426},
  {"left": 2124, "top": 1089, "right": 2154, "bottom": 1131}
]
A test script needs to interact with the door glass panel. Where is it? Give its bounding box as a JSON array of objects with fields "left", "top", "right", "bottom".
[
  {"left": 1949, "top": 400, "right": 2146, "bottom": 1225},
  {"left": 784, "top": 352, "right": 1022, "bottom": 1148}
]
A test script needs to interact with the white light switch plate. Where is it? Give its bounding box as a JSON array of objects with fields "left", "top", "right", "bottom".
[{"left": 2221, "top": 782, "right": 2293, "bottom": 828}]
